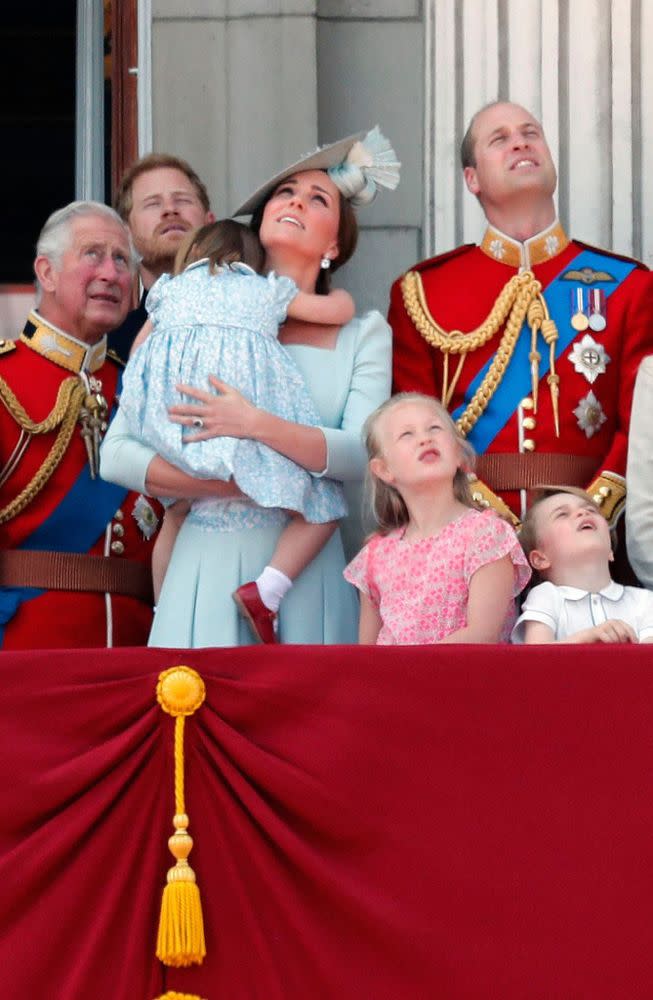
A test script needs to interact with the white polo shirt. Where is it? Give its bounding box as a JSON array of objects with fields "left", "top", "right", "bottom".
[{"left": 511, "top": 579, "right": 653, "bottom": 643}]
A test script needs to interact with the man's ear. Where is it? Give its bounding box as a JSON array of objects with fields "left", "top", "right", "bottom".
[
  {"left": 34, "top": 255, "right": 57, "bottom": 293},
  {"left": 463, "top": 166, "right": 480, "bottom": 196},
  {"left": 205, "top": 211, "right": 216, "bottom": 224},
  {"left": 528, "top": 548, "right": 550, "bottom": 573},
  {"left": 370, "top": 455, "right": 394, "bottom": 485}
]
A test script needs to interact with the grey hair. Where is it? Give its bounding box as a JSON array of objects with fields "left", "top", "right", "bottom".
[{"left": 34, "top": 200, "right": 139, "bottom": 302}]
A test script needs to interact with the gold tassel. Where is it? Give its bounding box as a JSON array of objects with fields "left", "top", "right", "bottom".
[
  {"left": 540, "top": 315, "right": 560, "bottom": 438},
  {"left": 152, "top": 993, "right": 207, "bottom": 1000},
  {"left": 156, "top": 666, "right": 207, "bottom": 968}
]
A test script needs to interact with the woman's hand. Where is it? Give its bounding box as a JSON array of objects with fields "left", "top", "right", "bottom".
[{"left": 169, "top": 376, "right": 258, "bottom": 442}]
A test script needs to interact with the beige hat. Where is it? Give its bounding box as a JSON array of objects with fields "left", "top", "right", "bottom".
[{"left": 234, "top": 127, "right": 399, "bottom": 217}]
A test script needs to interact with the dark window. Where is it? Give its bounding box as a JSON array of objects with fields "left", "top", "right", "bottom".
[{"left": 1, "top": 4, "right": 77, "bottom": 282}]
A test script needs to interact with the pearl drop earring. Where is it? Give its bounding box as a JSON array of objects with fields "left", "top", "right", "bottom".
[{"left": 320, "top": 256, "right": 331, "bottom": 270}]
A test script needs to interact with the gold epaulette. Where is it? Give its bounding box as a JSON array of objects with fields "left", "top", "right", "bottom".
[
  {"left": 468, "top": 476, "right": 521, "bottom": 528},
  {"left": 587, "top": 471, "right": 626, "bottom": 527},
  {"left": 0, "top": 339, "right": 17, "bottom": 356}
]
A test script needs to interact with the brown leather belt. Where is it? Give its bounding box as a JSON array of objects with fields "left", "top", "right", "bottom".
[
  {"left": 0, "top": 550, "right": 153, "bottom": 604},
  {"left": 475, "top": 453, "right": 598, "bottom": 492}
]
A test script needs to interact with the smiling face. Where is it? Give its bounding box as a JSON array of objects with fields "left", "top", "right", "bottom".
[
  {"left": 127, "top": 166, "right": 213, "bottom": 279},
  {"left": 257, "top": 169, "right": 341, "bottom": 268},
  {"left": 34, "top": 214, "right": 134, "bottom": 344},
  {"left": 370, "top": 398, "right": 464, "bottom": 492},
  {"left": 463, "top": 102, "right": 557, "bottom": 211},
  {"left": 527, "top": 492, "right": 612, "bottom": 578}
]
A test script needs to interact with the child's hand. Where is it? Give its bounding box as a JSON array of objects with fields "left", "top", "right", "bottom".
[{"left": 576, "top": 619, "right": 639, "bottom": 643}]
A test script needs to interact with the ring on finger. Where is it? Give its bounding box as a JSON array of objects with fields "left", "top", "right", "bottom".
[{"left": 192, "top": 416, "right": 205, "bottom": 429}]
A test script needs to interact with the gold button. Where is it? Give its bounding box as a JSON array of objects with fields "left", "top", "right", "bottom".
[
  {"left": 110, "top": 540, "right": 125, "bottom": 555},
  {"left": 598, "top": 485, "right": 612, "bottom": 497},
  {"left": 522, "top": 416, "right": 536, "bottom": 430},
  {"left": 114, "top": 509, "right": 124, "bottom": 521},
  {"left": 112, "top": 523, "right": 125, "bottom": 537},
  {"left": 522, "top": 439, "right": 536, "bottom": 452},
  {"left": 593, "top": 492, "right": 604, "bottom": 506},
  {"left": 520, "top": 397, "right": 534, "bottom": 410},
  {"left": 472, "top": 492, "right": 483, "bottom": 503}
]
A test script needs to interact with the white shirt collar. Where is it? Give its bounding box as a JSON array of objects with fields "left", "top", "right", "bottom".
[{"left": 555, "top": 580, "right": 624, "bottom": 602}]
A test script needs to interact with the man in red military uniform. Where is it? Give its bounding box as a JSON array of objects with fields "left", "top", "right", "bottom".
[
  {"left": 390, "top": 101, "right": 653, "bottom": 529},
  {"left": 0, "top": 201, "right": 160, "bottom": 648}
]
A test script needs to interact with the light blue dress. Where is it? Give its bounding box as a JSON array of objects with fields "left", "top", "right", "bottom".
[
  {"left": 119, "top": 260, "right": 345, "bottom": 523},
  {"left": 100, "top": 311, "right": 392, "bottom": 647}
]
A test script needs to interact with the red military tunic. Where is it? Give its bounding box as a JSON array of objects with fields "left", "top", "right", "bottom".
[
  {"left": 389, "top": 220, "right": 653, "bottom": 524},
  {"left": 0, "top": 312, "right": 160, "bottom": 649}
]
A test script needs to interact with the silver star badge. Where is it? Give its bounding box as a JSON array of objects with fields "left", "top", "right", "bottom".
[
  {"left": 132, "top": 494, "right": 159, "bottom": 540},
  {"left": 568, "top": 334, "right": 610, "bottom": 384},
  {"left": 573, "top": 390, "right": 607, "bottom": 438}
]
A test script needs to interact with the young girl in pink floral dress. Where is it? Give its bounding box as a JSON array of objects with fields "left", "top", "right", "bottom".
[{"left": 344, "top": 393, "right": 531, "bottom": 644}]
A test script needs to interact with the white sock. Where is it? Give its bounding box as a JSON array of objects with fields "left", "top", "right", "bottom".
[{"left": 256, "top": 566, "right": 292, "bottom": 612}]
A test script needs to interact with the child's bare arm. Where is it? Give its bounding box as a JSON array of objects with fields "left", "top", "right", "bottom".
[
  {"left": 523, "top": 617, "right": 638, "bottom": 643},
  {"left": 287, "top": 288, "right": 355, "bottom": 326},
  {"left": 440, "top": 556, "right": 515, "bottom": 643},
  {"left": 130, "top": 318, "right": 153, "bottom": 355},
  {"left": 358, "top": 593, "right": 382, "bottom": 644},
  {"left": 567, "top": 619, "right": 638, "bottom": 643},
  {"left": 522, "top": 620, "right": 556, "bottom": 643}
]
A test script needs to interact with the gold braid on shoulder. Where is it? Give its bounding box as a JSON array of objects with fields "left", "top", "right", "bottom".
[
  {"left": 400, "top": 269, "right": 560, "bottom": 437},
  {"left": 0, "top": 375, "right": 87, "bottom": 524}
]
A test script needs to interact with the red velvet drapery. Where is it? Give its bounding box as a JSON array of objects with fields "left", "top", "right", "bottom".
[{"left": 2, "top": 644, "right": 653, "bottom": 999}]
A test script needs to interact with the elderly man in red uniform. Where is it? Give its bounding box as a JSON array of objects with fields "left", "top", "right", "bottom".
[
  {"left": 390, "top": 101, "right": 653, "bottom": 529},
  {"left": 0, "top": 201, "right": 160, "bottom": 648}
]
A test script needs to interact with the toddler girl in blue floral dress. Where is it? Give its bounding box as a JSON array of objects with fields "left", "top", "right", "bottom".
[{"left": 120, "top": 220, "right": 354, "bottom": 642}]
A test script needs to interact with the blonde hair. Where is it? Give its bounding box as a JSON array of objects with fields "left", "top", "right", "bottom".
[
  {"left": 363, "top": 392, "right": 476, "bottom": 534},
  {"left": 173, "top": 219, "right": 265, "bottom": 276}
]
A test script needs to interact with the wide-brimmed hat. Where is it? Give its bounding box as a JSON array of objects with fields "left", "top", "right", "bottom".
[{"left": 234, "top": 126, "right": 400, "bottom": 217}]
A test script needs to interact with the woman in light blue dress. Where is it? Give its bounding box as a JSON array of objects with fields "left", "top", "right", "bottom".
[
  {"left": 100, "top": 128, "right": 398, "bottom": 647},
  {"left": 119, "top": 220, "right": 356, "bottom": 636}
]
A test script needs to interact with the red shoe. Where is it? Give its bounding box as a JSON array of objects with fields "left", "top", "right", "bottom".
[{"left": 233, "top": 582, "right": 279, "bottom": 644}]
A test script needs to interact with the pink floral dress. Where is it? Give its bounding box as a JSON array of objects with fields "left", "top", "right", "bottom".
[{"left": 344, "top": 508, "right": 531, "bottom": 644}]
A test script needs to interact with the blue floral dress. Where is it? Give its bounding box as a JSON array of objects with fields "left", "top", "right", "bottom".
[{"left": 119, "top": 260, "right": 346, "bottom": 523}]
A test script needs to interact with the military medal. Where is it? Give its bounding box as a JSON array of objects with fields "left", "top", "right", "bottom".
[
  {"left": 568, "top": 334, "right": 610, "bottom": 384},
  {"left": 78, "top": 374, "right": 108, "bottom": 479},
  {"left": 573, "top": 389, "right": 607, "bottom": 439},
  {"left": 570, "top": 288, "right": 589, "bottom": 331},
  {"left": 588, "top": 288, "right": 607, "bottom": 331}
]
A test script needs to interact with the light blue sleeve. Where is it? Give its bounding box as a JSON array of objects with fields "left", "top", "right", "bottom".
[
  {"left": 266, "top": 271, "right": 299, "bottom": 324},
  {"left": 318, "top": 311, "right": 392, "bottom": 482},
  {"left": 99, "top": 408, "right": 157, "bottom": 494}
]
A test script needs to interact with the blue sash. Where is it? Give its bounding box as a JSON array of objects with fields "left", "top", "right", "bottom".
[
  {"left": 0, "top": 385, "right": 129, "bottom": 645},
  {"left": 452, "top": 249, "right": 637, "bottom": 454}
]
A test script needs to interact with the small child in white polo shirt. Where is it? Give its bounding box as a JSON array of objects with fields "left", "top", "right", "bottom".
[{"left": 512, "top": 486, "right": 653, "bottom": 644}]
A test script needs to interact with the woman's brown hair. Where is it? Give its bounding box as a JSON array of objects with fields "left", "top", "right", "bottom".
[{"left": 250, "top": 180, "right": 359, "bottom": 294}]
